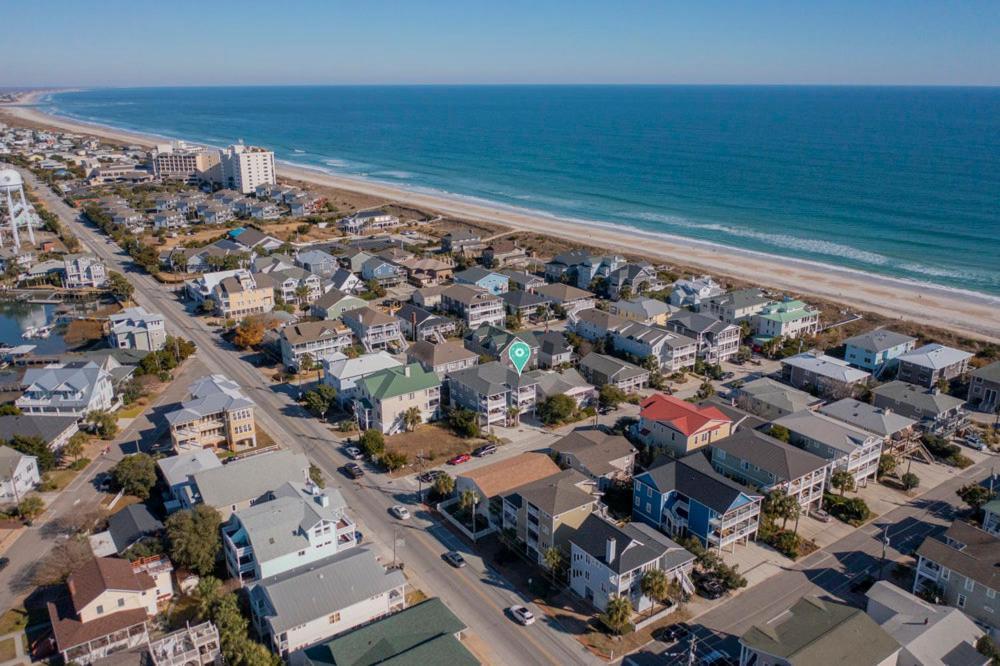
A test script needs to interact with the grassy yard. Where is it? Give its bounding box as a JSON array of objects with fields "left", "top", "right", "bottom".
[
  {"left": 0, "top": 637, "right": 16, "bottom": 661},
  {"left": 0, "top": 609, "right": 27, "bottom": 636},
  {"left": 385, "top": 424, "right": 485, "bottom": 468},
  {"left": 579, "top": 606, "right": 690, "bottom": 660},
  {"left": 116, "top": 401, "right": 149, "bottom": 419},
  {"left": 42, "top": 468, "right": 81, "bottom": 492}
]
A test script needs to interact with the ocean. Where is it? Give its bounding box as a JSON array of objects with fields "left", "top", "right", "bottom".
[{"left": 44, "top": 86, "right": 1000, "bottom": 296}]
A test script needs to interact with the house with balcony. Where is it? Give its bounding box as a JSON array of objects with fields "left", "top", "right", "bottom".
[
  {"left": 321, "top": 351, "right": 402, "bottom": 406},
  {"left": 147, "top": 621, "right": 222, "bottom": 666},
  {"left": 531, "top": 283, "right": 596, "bottom": 314},
  {"left": 465, "top": 325, "right": 540, "bottom": 370},
  {"left": 270, "top": 267, "right": 323, "bottom": 306},
  {"left": 47, "top": 557, "right": 158, "bottom": 665},
  {"left": 0, "top": 446, "right": 40, "bottom": 504},
  {"left": 454, "top": 266, "right": 509, "bottom": 295},
  {"left": 818, "top": 398, "right": 922, "bottom": 458},
  {"left": 442, "top": 229, "right": 486, "bottom": 255},
  {"left": 295, "top": 249, "right": 338, "bottom": 278},
  {"left": 340, "top": 306, "right": 405, "bottom": 353},
  {"left": 210, "top": 270, "right": 275, "bottom": 319},
  {"left": 606, "top": 261, "right": 664, "bottom": 299},
  {"left": 338, "top": 210, "right": 400, "bottom": 234},
  {"left": 501, "top": 469, "right": 598, "bottom": 566},
  {"left": 633, "top": 453, "right": 762, "bottom": 552},
  {"left": 157, "top": 448, "right": 222, "bottom": 513},
  {"left": 752, "top": 298, "right": 820, "bottom": 342},
  {"left": 578, "top": 352, "right": 650, "bottom": 392},
  {"left": 166, "top": 375, "right": 257, "bottom": 453},
  {"left": 534, "top": 368, "right": 596, "bottom": 408},
  {"left": 396, "top": 303, "right": 457, "bottom": 341},
  {"left": 500, "top": 289, "right": 552, "bottom": 319},
  {"left": 633, "top": 393, "right": 733, "bottom": 457},
  {"left": 896, "top": 344, "right": 973, "bottom": 388},
  {"left": 448, "top": 361, "right": 544, "bottom": 427},
  {"left": 108, "top": 307, "right": 167, "bottom": 352},
  {"left": 188, "top": 449, "right": 310, "bottom": 521},
  {"left": 871, "top": 381, "right": 968, "bottom": 434},
  {"left": 329, "top": 268, "right": 363, "bottom": 295},
  {"left": 611, "top": 322, "right": 698, "bottom": 373},
  {"left": 731, "top": 377, "right": 821, "bottom": 421},
  {"left": 396, "top": 255, "right": 454, "bottom": 286},
  {"left": 666, "top": 311, "right": 741, "bottom": 363},
  {"left": 310, "top": 289, "right": 366, "bottom": 321},
  {"left": 407, "top": 339, "right": 479, "bottom": 378},
  {"left": 63, "top": 253, "right": 108, "bottom": 289},
  {"left": 16, "top": 361, "right": 116, "bottom": 417},
  {"left": 739, "top": 596, "right": 900, "bottom": 666},
  {"left": 222, "top": 482, "right": 357, "bottom": 585},
  {"left": 481, "top": 240, "right": 528, "bottom": 268},
  {"left": 608, "top": 297, "right": 675, "bottom": 326},
  {"left": 500, "top": 269, "right": 547, "bottom": 292},
  {"left": 780, "top": 352, "right": 872, "bottom": 399},
  {"left": 969, "top": 362, "right": 1000, "bottom": 414},
  {"left": 353, "top": 364, "right": 441, "bottom": 434},
  {"left": 360, "top": 256, "right": 406, "bottom": 287},
  {"left": 570, "top": 514, "right": 695, "bottom": 613},
  {"left": 913, "top": 520, "right": 999, "bottom": 638},
  {"left": 249, "top": 548, "right": 406, "bottom": 658},
  {"left": 709, "top": 429, "right": 829, "bottom": 513},
  {"left": 842, "top": 329, "right": 917, "bottom": 374},
  {"left": 669, "top": 275, "right": 724, "bottom": 310},
  {"left": 569, "top": 307, "right": 626, "bottom": 342},
  {"left": 537, "top": 331, "right": 573, "bottom": 368},
  {"left": 704, "top": 288, "right": 773, "bottom": 324},
  {"left": 279, "top": 320, "right": 354, "bottom": 371},
  {"left": 455, "top": 452, "right": 561, "bottom": 528},
  {"left": 551, "top": 429, "right": 636, "bottom": 489},
  {"left": 772, "top": 409, "right": 883, "bottom": 488}
]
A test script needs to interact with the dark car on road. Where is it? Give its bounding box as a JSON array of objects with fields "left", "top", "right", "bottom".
[
  {"left": 418, "top": 469, "right": 446, "bottom": 484},
  {"left": 472, "top": 444, "right": 497, "bottom": 457},
  {"left": 342, "top": 463, "right": 364, "bottom": 479},
  {"left": 443, "top": 551, "right": 467, "bottom": 568}
]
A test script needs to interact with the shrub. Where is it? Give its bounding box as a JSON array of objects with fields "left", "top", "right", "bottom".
[
  {"left": 381, "top": 450, "right": 408, "bottom": 472},
  {"left": 537, "top": 394, "right": 576, "bottom": 425},
  {"left": 824, "top": 493, "right": 871, "bottom": 526},
  {"left": 772, "top": 530, "right": 801, "bottom": 559},
  {"left": 112, "top": 453, "right": 157, "bottom": 499},
  {"left": 447, "top": 408, "right": 481, "bottom": 438},
  {"left": 360, "top": 430, "right": 385, "bottom": 458},
  {"left": 900, "top": 472, "right": 920, "bottom": 491},
  {"left": 69, "top": 457, "right": 91, "bottom": 471}
]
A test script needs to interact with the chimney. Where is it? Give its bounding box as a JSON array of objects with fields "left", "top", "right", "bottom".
[
  {"left": 316, "top": 494, "right": 330, "bottom": 508},
  {"left": 605, "top": 537, "right": 617, "bottom": 563},
  {"left": 404, "top": 365, "right": 411, "bottom": 377}
]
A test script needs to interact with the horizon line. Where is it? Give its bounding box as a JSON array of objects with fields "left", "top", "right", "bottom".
[{"left": 7, "top": 82, "right": 1000, "bottom": 91}]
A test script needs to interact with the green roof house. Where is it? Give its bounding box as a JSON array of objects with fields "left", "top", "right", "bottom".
[
  {"left": 752, "top": 298, "right": 820, "bottom": 343},
  {"left": 354, "top": 363, "right": 441, "bottom": 434}
]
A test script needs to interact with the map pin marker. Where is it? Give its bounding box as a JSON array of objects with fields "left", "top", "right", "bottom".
[{"left": 508, "top": 340, "right": 531, "bottom": 375}]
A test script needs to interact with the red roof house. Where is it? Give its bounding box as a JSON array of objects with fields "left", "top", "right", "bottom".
[{"left": 637, "top": 394, "right": 733, "bottom": 456}]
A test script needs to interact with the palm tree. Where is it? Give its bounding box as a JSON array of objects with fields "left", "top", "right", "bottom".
[
  {"left": 431, "top": 473, "right": 455, "bottom": 499},
  {"left": 506, "top": 406, "right": 520, "bottom": 426},
  {"left": 764, "top": 489, "right": 800, "bottom": 531},
  {"left": 542, "top": 546, "right": 563, "bottom": 584},
  {"left": 193, "top": 576, "right": 222, "bottom": 621},
  {"left": 601, "top": 595, "right": 633, "bottom": 635},
  {"left": 831, "top": 470, "right": 856, "bottom": 497},
  {"left": 639, "top": 569, "right": 670, "bottom": 616},
  {"left": 403, "top": 406, "right": 422, "bottom": 432},
  {"left": 459, "top": 489, "right": 479, "bottom": 530},
  {"left": 294, "top": 284, "right": 310, "bottom": 310}
]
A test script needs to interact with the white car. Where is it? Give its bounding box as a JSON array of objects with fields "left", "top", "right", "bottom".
[
  {"left": 344, "top": 446, "right": 364, "bottom": 460},
  {"left": 390, "top": 505, "right": 411, "bottom": 520},
  {"left": 509, "top": 605, "right": 535, "bottom": 626}
]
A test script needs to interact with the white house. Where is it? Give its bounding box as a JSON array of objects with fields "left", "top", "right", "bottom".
[
  {"left": 321, "top": 352, "right": 402, "bottom": 406},
  {"left": 0, "top": 446, "right": 40, "bottom": 503},
  {"left": 16, "top": 362, "right": 116, "bottom": 417},
  {"left": 108, "top": 307, "right": 167, "bottom": 352}
]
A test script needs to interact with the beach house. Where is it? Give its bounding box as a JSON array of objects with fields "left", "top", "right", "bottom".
[
  {"left": 843, "top": 329, "right": 917, "bottom": 373},
  {"left": 704, "top": 288, "right": 773, "bottom": 324},
  {"left": 321, "top": 351, "right": 402, "bottom": 406},
  {"left": 666, "top": 311, "right": 741, "bottom": 363},
  {"left": 16, "top": 362, "right": 116, "bottom": 417},
  {"left": 279, "top": 320, "right": 354, "bottom": 371},
  {"left": 107, "top": 307, "right": 167, "bottom": 351},
  {"left": 454, "top": 266, "right": 509, "bottom": 294},
  {"left": 731, "top": 376, "right": 820, "bottom": 420},
  {"left": 633, "top": 393, "right": 733, "bottom": 457},
  {"left": 752, "top": 298, "right": 820, "bottom": 342},
  {"left": 772, "top": 409, "right": 883, "bottom": 487},
  {"left": 165, "top": 374, "right": 257, "bottom": 453},
  {"left": 895, "top": 343, "right": 973, "bottom": 388},
  {"left": 780, "top": 352, "right": 872, "bottom": 399},
  {"left": 353, "top": 364, "right": 441, "bottom": 434}
]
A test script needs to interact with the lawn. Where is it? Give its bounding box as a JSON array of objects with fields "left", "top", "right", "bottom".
[
  {"left": 385, "top": 424, "right": 485, "bottom": 469},
  {"left": 579, "top": 606, "right": 690, "bottom": 660},
  {"left": 42, "top": 468, "right": 81, "bottom": 492},
  {"left": 116, "top": 401, "right": 149, "bottom": 419},
  {"left": 0, "top": 609, "right": 27, "bottom": 635},
  {"left": 0, "top": 637, "right": 16, "bottom": 662}
]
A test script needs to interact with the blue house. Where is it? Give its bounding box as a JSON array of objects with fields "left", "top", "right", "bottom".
[
  {"left": 361, "top": 257, "right": 405, "bottom": 286},
  {"left": 842, "top": 329, "right": 917, "bottom": 373},
  {"left": 454, "top": 267, "right": 509, "bottom": 295},
  {"left": 633, "top": 453, "right": 762, "bottom": 552}
]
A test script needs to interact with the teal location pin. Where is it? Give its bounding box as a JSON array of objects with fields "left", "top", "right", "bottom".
[{"left": 508, "top": 340, "right": 531, "bottom": 375}]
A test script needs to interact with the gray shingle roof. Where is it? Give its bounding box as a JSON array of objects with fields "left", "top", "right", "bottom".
[
  {"left": 871, "top": 381, "right": 966, "bottom": 417},
  {"left": 915, "top": 521, "right": 999, "bottom": 591},
  {"left": 0, "top": 414, "right": 78, "bottom": 446},
  {"left": 772, "top": 410, "right": 878, "bottom": 455},
  {"left": 503, "top": 469, "right": 596, "bottom": 516},
  {"left": 640, "top": 453, "right": 761, "bottom": 513},
  {"left": 252, "top": 548, "right": 405, "bottom": 635},
  {"left": 843, "top": 329, "right": 917, "bottom": 353},
  {"left": 710, "top": 429, "right": 829, "bottom": 482},
  {"left": 818, "top": 399, "right": 917, "bottom": 437},
  {"left": 236, "top": 482, "right": 347, "bottom": 562},
  {"left": 972, "top": 361, "right": 1000, "bottom": 384},
  {"left": 107, "top": 504, "right": 163, "bottom": 553},
  {"left": 448, "top": 361, "right": 542, "bottom": 395},
  {"left": 165, "top": 375, "right": 255, "bottom": 425},
  {"left": 579, "top": 352, "right": 648, "bottom": 381},
  {"left": 156, "top": 449, "right": 222, "bottom": 489},
  {"left": 897, "top": 344, "right": 973, "bottom": 370},
  {"left": 571, "top": 514, "right": 694, "bottom": 575},
  {"left": 192, "top": 449, "right": 309, "bottom": 509},
  {"left": 551, "top": 429, "right": 636, "bottom": 477}
]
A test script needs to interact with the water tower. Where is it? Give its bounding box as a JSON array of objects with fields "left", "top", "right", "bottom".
[{"left": 0, "top": 168, "right": 36, "bottom": 249}]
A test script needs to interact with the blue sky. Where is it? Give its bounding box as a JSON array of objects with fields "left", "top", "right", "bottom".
[{"left": 5, "top": 0, "right": 999, "bottom": 86}]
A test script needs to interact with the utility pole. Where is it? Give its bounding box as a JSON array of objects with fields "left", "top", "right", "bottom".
[{"left": 879, "top": 524, "right": 890, "bottom": 580}]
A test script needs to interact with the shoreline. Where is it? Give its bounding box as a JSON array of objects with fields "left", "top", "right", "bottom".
[{"left": 3, "top": 90, "right": 998, "bottom": 342}]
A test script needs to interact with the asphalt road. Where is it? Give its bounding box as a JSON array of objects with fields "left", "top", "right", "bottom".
[{"left": 16, "top": 170, "right": 598, "bottom": 666}]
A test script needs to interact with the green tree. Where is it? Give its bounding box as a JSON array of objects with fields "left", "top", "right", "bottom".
[
  {"left": 763, "top": 488, "right": 801, "bottom": 530},
  {"left": 768, "top": 425, "right": 791, "bottom": 443},
  {"left": 598, "top": 384, "right": 627, "bottom": 410},
  {"left": 542, "top": 546, "right": 563, "bottom": 573},
  {"left": 537, "top": 394, "right": 576, "bottom": 425},
  {"left": 302, "top": 385, "right": 337, "bottom": 417},
  {"left": 233, "top": 317, "right": 265, "bottom": 349},
  {"left": 0, "top": 403, "right": 21, "bottom": 416},
  {"left": 431, "top": 473, "right": 455, "bottom": 499},
  {"left": 309, "top": 463, "right": 325, "bottom": 489},
  {"left": 639, "top": 568, "right": 670, "bottom": 615},
  {"left": 381, "top": 450, "right": 408, "bottom": 472},
  {"left": 877, "top": 454, "right": 898, "bottom": 480},
  {"left": 957, "top": 483, "right": 995, "bottom": 515},
  {"left": 166, "top": 505, "right": 222, "bottom": 575},
  {"left": 5, "top": 434, "right": 56, "bottom": 472},
  {"left": 830, "top": 470, "right": 856, "bottom": 496},
  {"left": 112, "top": 453, "right": 157, "bottom": 499},
  {"left": 447, "top": 408, "right": 481, "bottom": 438},
  {"left": 17, "top": 496, "right": 45, "bottom": 521},
  {"left": 194, "top": 575, "right": 223, "bottom": 621},
  {"left": 360, "top": 429, "right": 386, "bottom": 458},
  {"left": 107, "top": 271, "right": 135, "bottom": 301},
  {"left": 900, "top": 472, "right": 920, "bottom": 491},
  {"left": 86, "top": 410, "right": 118, "bottom": 439},
  {"left": 61, "top": 432, "right": 87, "bottom": 462},
  {"left": 601, "top": 595, "right": 633, "bottom": 635},
  {"left": 403, "top": 406, "right": 422, "bottom": 432}
]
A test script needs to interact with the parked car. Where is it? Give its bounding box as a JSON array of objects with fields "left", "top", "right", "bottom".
[
  {"left": 720, "top": 371, "right": 735, "bottom": 380},
  {"left": 809, "top": 507, "right": 832, "bottom": 523},
  {"left": 509, "top": 605, "right": 535, "bottom": 626},
  {"left": 344, "top": 446, "right": 364, "bottom": 460},
  {"left": 473, "top": 444, "right": 497, "bottom": 457},
  {"left": 342, "top": 463, "right": 364, "bottom": 479},
  {"left": 697, "top": 577, "right": 725, "bottom": 600},
  {"left": 443, "top": 551, "right": 467, "bottom": 568},
  {"left": 447, "top": 453, "right": 472, "bottom": 465},
  {"left": 652, "top": 623, "right": 688, "bottom": 644},
  {"left": 418, "top": 469, "right": 446, "bottom": 483},
  {"left": 390, "top": 505, "right": 411, "bottom": 520},
  {"left": 964, "top": 435, "right": 987, "bottom": 451}
]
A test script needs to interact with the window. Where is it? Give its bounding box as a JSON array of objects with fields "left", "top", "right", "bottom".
[
  {"left": 96, "top": 605, "right": 104, "bottom": 615},
  {"left": 988, "top": 588, "right": 996, "bottom": 599},
  {"left": 965, "top": 578, "right": 975, "bottom": 592},
  {"left": 328, "top": 612, "right": 341, "bottom": 624},
  {"left": 645, "top": 502, "right": 652, "bottom": 513},
  {"left": 117, "top": 598, "right": 125, "bottom": 607},
  {"left": 957, "top": 594, "right": 967, "bottom": 609},
  {"left": 940, "top": 568, "right": 950, "bottom": 580},
  {"left": 634, "top": 495, "right": 640, "bottom": 506},
  {"left": 298, "top": 550, "right": 306, "bottom": 557}
]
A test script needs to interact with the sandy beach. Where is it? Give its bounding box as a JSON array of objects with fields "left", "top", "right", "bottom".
[{"left": 3, "top": 91, "right": 998, "bottom": 342}]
